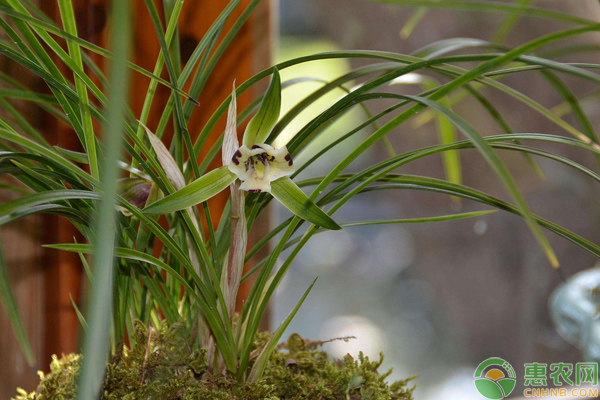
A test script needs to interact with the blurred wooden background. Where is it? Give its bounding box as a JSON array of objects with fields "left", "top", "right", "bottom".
[{"left": 0, "top": 0, "right": 273, "bottom": 397}]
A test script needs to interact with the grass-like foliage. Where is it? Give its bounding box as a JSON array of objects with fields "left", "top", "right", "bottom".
[{"left": 0, "top": 0, "right": 600, "bottom": 396}]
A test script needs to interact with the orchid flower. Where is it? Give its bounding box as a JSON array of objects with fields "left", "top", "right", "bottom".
[
  {"left": 115, "top": 177, "right": 153, "bottom": 216},
  {"left": 228, "top": 143, "right": 294, "bottom": 193},
  {"left": 143, "top": 69, "right": 340, "bottom": 231}
]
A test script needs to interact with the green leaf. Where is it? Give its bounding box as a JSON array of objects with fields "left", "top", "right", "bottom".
[
  {"left": 411, "top": 38, "right": 496, "bottom": 59},
  {"left": 492, "top": 0, "right": 534, "bottom": 44},
  {"left": 4, "top": 5, "right": 195, "bottom": 95},
  {"left": 365, "top": 0, "right": 597, "bottom": 26},
  {"left": 392, "top": 75, "right": 463, "bottom": 191},
  {"left": 0, "top": 239, "right": 35, "bottom": 367},
  {"left": 54, "top": 146, "right": 89, "bottom": 164},
  {"left": 143, "top": 166, "right": 236, "bottom": 214},
  {"left": 340, "top": 174, "right": 600, "bottom": 259},
  {"left": 247, "top": 278, "right": 316, "bottom": 382},
  {"left": 135, "top": 183, "right": 162, "bottom": 252},
  {"left": 142, "top": 0, "right": 201, "bottom": 181},
  {"left": 404, "top": 95, "right": 559, "bottom": 267},
  {"left": 181, "top": 0, "right": 261, "bottom": 130},
  {"left": 243, "top": 210, "right": 498, "bottom": 280},
  {"left": 0, "top": 190, "right": 99, "bottom": 226},
  {"left": 132, "top": 0, "right": 184, "bottom": 170},
  {"left": 434, "top": 102, "right": 462, "bottom": 187},
  {"left": 0, "top": 126, "right": 98, "bottom": 187},
  {"left": 243, "top": 68, "right": 281, "bottom": 147},
  {"left": 76, "top": 0, "right": 131, "bottom": 396},
  {"left": 69, "top": 293, "right": 87, "bottom": 332},
  {"left": 58, "top": 0, "right": 99, "bottom": 181},
  {"left": 341, "top": 210, "right": 498, "bottom": 226},
  {"left": 540, "top": 70, "right": 600, "bottom": 166},
  {"left": 270, "top": 177, "right": 341, "bottom": 231},
  {"left": 400, "top": 7, "right": 427, "bottom": 39}
]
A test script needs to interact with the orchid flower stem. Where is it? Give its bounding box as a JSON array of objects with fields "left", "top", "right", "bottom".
[
  {"left": 224, "top": 181, "right": 247, "bottom": 322},
  {"left": 220, "top": 83, "right": 247, "bottom": 330}
]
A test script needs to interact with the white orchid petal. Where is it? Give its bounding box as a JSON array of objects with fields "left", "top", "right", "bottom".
[
  {"left": 247, "top": 148, "right": 267, "bottom": 156},
  {"left": 240, "top": 177, "right": 272, "bottom": 193},
  {"left": 267, "top": 145, "right": 288, "bottom": 158},
  {"left": 267, "top": 145, "right": 294, "bottom": 180},
  {"left": 227, "top": 159, "right": 246, "bottom": 177},
  {"left": 269, "top": 161, "right": 294, "bottom": 181}
]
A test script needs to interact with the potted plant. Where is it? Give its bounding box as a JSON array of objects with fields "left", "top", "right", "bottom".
[{"left": 1, "top": 0, "right": 599, "bottom": 398}]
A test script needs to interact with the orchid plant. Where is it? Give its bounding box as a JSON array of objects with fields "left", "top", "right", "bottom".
[
  {"left": 0, "top": 0, "right": 600, "bottom": 397},
  {"left": 143, "top": 71, "right": 341, "bottom": 232}
]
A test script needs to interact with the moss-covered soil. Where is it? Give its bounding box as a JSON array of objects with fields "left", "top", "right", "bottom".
[{"left": 14, "top": 322, "right": 415, "bottom": 400}]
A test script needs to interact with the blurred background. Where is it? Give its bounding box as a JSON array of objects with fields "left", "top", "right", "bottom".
[{"left": 273, "top": 1, "right": 600, "bottom": 399}]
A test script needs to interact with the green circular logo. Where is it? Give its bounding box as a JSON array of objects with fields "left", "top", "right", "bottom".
[{"left": 474, "top": 358, "right": 517, "bottom": 399}]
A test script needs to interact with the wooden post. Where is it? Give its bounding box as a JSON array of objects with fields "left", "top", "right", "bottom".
[
  {"left": 0, "top": 190, "right": 44, "bottom": 398},
  {"left": 0, "top": 0, "right": 272, "bottom": 397}
]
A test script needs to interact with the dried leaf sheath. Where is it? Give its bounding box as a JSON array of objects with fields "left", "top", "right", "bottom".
[
  {"left": 142, "top": 123, "right": 215, "bottom": 362},
  {"left": 221, "top": 86, "right": 247, "bottom": 321}
]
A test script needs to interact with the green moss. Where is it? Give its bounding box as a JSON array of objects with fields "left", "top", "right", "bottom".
[
  {"left": 14, "top": 326, "right": 415, "bottom": 400},
  {"left": 13, "top": 353, "right": 81, "bottom": 400}
]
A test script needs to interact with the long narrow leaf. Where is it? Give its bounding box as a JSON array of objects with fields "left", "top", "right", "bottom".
[
  {"left": 247, "top": 279, "right": 316, "bottom": 382},
  {"left": 271, "top": 177, "right": 341, "bottom": 231},
  {"left": 76, "top": 0, "right": 131, "bottom": 397},
  {"left": 57, "top": 0, "right": 99, "bottom": 180},
  {"left": 404, "top": 95, "right": 558, "bottom": 266},
  {"left": 365, "top": 0, "right": 597, "bottom": 26},
  {"left": 243, "top": 68, "right": 281, "bottom": 147},
  {"left": 143, "top": 166, "right": 236, "bottom": 214}
]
